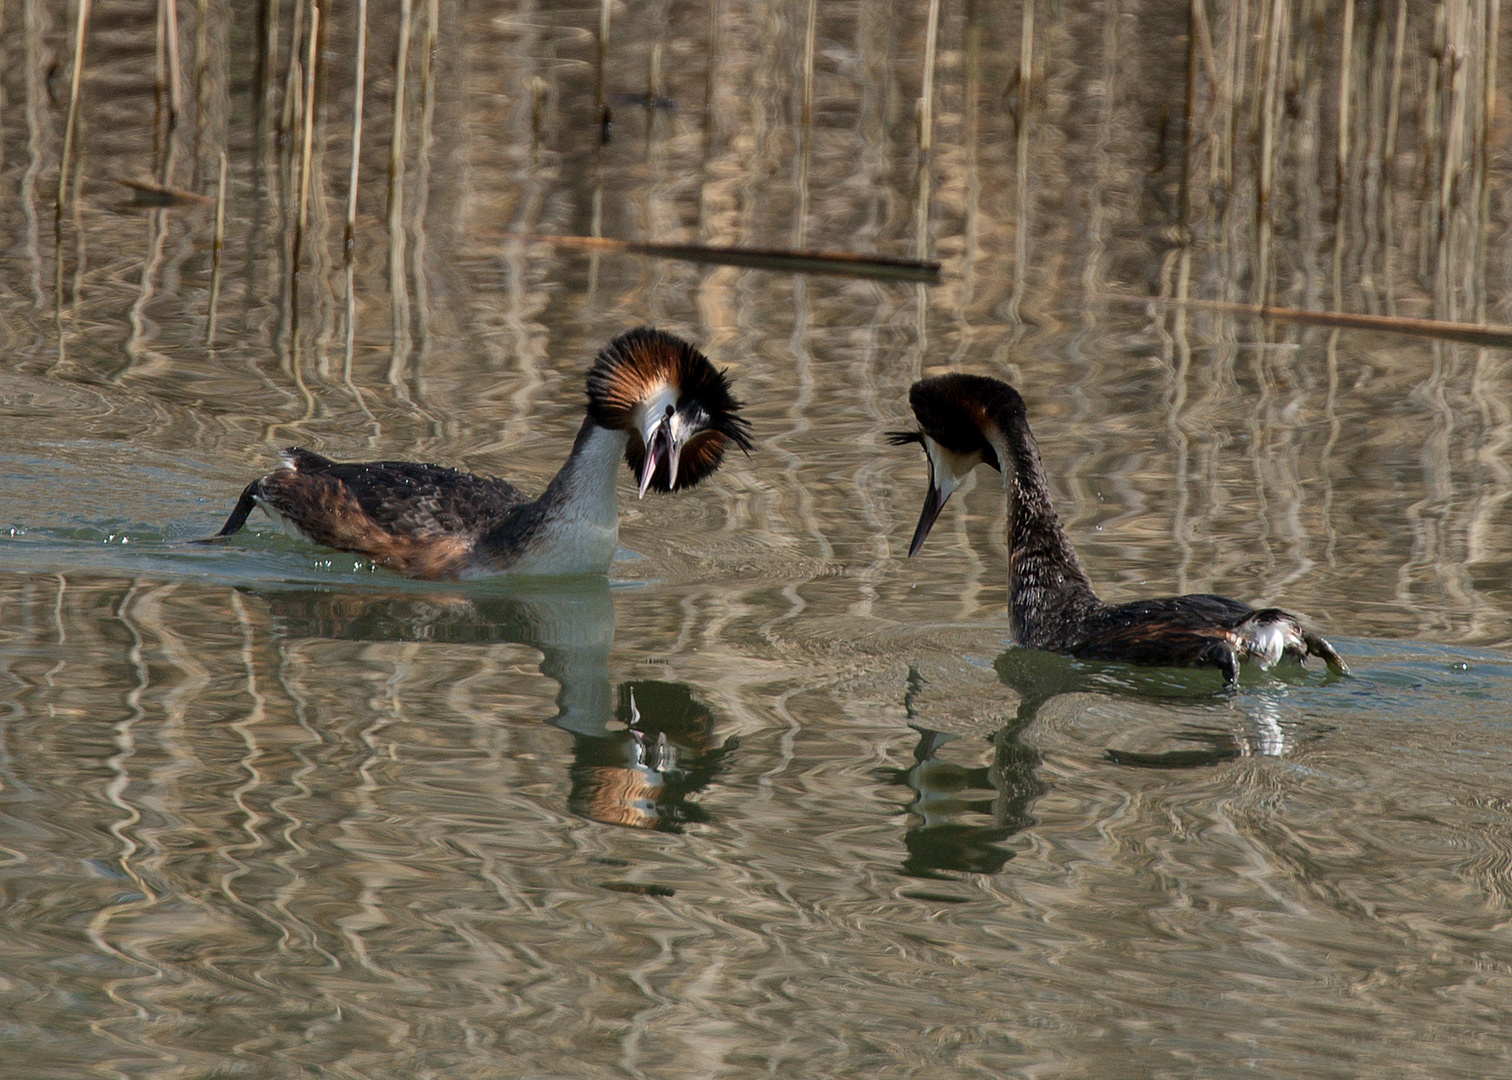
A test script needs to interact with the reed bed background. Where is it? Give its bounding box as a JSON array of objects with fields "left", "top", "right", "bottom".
[{"left": 1, "top": 0, "right": 1504, "bottom": 359}]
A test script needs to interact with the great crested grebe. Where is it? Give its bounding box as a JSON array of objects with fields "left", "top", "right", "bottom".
[
  {"left": 202, "top": 328, "right": 752, "bottom": 579},
  {"left": 889, "top": 374, "right": 1348, "bottom": 685}
]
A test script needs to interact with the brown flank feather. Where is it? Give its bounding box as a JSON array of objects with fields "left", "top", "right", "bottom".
[{"left": 258, "top": 468, "right": 477, "bottom": 578}]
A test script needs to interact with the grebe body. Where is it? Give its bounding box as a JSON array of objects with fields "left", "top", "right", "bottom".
[
  {"left": 205, "top": 328, "right": 751, "bottom": 579},
  {"left": 890, "top": 374, "right": 1347, "bottom": 685}
]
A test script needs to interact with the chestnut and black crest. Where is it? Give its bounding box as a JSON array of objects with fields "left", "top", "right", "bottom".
[{"left": 586, "top": 327, "right": 753, "bottom": 492}]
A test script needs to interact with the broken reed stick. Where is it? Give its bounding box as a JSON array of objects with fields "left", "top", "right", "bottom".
[
  {"left": 1132, "top": 293, "right": 1512, "bottom": 349},
  {"left": 508, "top": 233, "right": 942, "bottom": 284}
]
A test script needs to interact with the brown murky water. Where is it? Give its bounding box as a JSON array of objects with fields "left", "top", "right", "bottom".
[{"left": 3, "top": 2, "right": 1512, "bottom": 1077}]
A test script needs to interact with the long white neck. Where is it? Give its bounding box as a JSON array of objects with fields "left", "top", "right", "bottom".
[{"left": 505, "top": 421, "right": 628, "bottom": 576}]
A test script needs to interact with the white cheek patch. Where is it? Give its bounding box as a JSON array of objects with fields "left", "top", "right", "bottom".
[{"left": 924, "top": 438, "right": 980, "bottom": 501}]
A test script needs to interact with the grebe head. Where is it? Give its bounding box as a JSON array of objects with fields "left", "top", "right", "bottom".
[
  {"left": 887, "top": 373, "right": 1022, "bottom": 556},
  {"left": 586, "top": 328, "right": 753, "bottom": 497}
]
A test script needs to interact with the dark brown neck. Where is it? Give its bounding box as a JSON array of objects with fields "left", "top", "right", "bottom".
[{"left": 986, "top": 401, "right": 1103, "bottom": 650}]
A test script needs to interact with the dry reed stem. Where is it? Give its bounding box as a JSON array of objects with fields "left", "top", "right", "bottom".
[
  {"left": 207, "top": 149, "right": 225, "bottom": 345},
  {"left": 1008, "top": 0, "right": 1033, "bottom": 323},
  {"left": 0, "top": 0, "right": 6, "bottom": 175},
  {"left": 406, "top": 0, "right": 438, "bottom": 409},
  {"left": 919, "top": 0, "right": 939, "bottom": 160},
  {"left": 280, "top": 0, "right": 307, "bottom": 145},
  {"left": 161, "top": 0, "right": 182, "bottom": 128},
  {"left": 192, "top": 0, "right": 209, "bottom": 184},
  {"left": 387, "top": 0, "right": 413, "bottom": 388},
  {"left": 801, "top": 0, "right": 816, "bottom": 128},
  {"left": 1479, "top": 0, "right": 1498, "bottom": 322},
  {"left": 388, "top": 0, "right": 411, "bottom": 226},
  {"left": 1383, "top": 0, "right": 1407, "bottom": 309},
  {"left": 344, "top": 0, "right": 368, "bottom": 372},
  {"left": 1334, "top": 0, "right": 1354, "bottom": 309},
  {"left": 596, "top": 0, "right": 610, "bottom": 136},
  {"left": 345, "top": 0, "right": 367, "bottom": 266},
  {"left": 1255, "top": 0, "right": 1286, "bottom": 305},
  {"left": 56, "top": 0, "right": 90, "bottom": 227},
  {"left": 1436, "top": 0, "right": 1466, "bottom": 318},
  {"left": 294, "top": 3, "right": 319, "bottom": 279}
]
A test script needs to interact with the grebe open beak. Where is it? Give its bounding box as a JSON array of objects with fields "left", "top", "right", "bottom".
[{"left": 637, "top": 404, "right": 682, "bottom": 498}]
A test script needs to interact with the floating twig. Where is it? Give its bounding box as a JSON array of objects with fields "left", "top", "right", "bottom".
[{"left": 509, "top": 234, "right": 942, "bottom": 284}]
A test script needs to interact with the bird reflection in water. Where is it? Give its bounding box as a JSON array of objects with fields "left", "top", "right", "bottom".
[
  {"left": 568, "top": 680, "right": 737, "bottom": 832},
  {"left": 992, "top": 645, "right": 1325, "bottom": 769},
  {"left": 880, "top": 667, "right": 1045, "bottom": 878},
  {"left": 250, "top": 579, "right": 735, "bottom": 832},
  {"left": 885, "top": 648, "right": 1330, "bottom": 877}
]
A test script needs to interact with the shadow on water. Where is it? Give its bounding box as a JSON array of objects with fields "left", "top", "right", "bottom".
[
  {"left": 884, "top": 646, "right": 1348, "bottom": 878},
  {"left": 249, "top": 578, "right": 736, "bottom": 833}
]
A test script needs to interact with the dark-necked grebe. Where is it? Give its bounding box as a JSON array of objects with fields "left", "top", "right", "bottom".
[
  {"left": 203, "top": 328, "right": 752, "bottom": 579},
  {"left": 889, "top": 374, "right": 1347, "bottom": 684}
]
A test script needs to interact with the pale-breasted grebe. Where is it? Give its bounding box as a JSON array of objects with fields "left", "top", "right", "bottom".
[
  {"left": 202, "top": 328, "right": 752, "bottom": 579},
  {"left": 889, "top": 374, "right": 1347, "bottom": 684}
]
